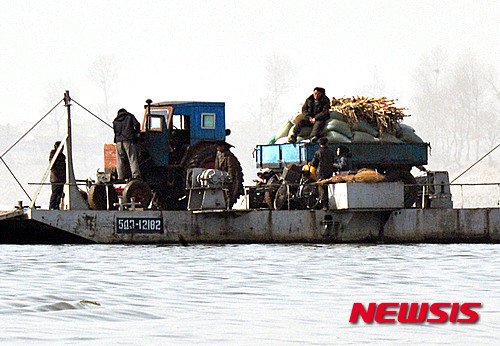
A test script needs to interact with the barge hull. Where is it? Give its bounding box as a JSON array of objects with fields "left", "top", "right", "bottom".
[
  {"left": 24, "top": 209, "right": 383, "bottom": 244},
  {"left": 1, "top": 208, "right": 498, "bottom": 244}
]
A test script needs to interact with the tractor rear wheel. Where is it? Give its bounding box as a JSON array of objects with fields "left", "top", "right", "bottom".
[{"left": 182, "top": 143, "right": 219, "bottom": 170}]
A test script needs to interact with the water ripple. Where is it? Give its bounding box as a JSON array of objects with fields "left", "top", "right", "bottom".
[{"left": 0, "top": 244, "right": 499, "bottom": 343}]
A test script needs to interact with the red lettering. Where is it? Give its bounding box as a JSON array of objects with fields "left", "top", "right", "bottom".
[
  {"left": 449, "top": 303, "right": 460, "bottom": 322},
  {"left": 375, "top": 303, "right": 399, "bottom": 323},
  {"left": 457, "top": 303, "right": 481, "bottom": 323},
  {"left": 397, "top": 303, "right": 428, "bottom": 323},
  {"left": 349, "top": 303, "right": 376, "bottom": 323},
  {"left": 350, "top": 302, "right": 481, "bottom": 324},
  {"left": 427, "top": 303, "right": 450, "bottom": 322}
]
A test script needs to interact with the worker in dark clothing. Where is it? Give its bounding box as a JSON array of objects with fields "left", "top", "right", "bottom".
[
  {"left": 215, "top": 141, "right": 243, "bottom": 208},
  {"left": 310, "top": 137, "right": 335, "bottom": 210},
  {"left": 333, "top": 145, "right": 353, "bottom": 172},
  {"left": 289, "top": 87, "right": 330, "bottom": 144},
  {"left": 49, "top": 141, "right": 66, "bottom": 210},
  {"left": 113, "top": 108, "right": 141, "bottom": 181}
]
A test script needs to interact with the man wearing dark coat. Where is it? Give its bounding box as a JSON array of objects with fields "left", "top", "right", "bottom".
[
  {"left": 215, "top": 141, "right": 243, "bottom": 207},
  {"left": 113, "top": 108, "right": 141, "bottom": 180},
  {"left": 310, "top": 137, "right": 335, "bottom": 210},
  {"left": 49, "top": 141, "right": 66, "bottom": 210},
  {"left": 289, "top": 87, "right": 330, "bottom": 143}
]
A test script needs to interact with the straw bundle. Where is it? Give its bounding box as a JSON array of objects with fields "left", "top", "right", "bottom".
[
  {"left": 330, "top": 96, "right": 409, "bottom": 135},
  {"left": 353, "top": 169, "right": 385, "bottom": 183}
]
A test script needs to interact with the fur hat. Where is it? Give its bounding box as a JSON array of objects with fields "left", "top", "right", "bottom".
[
  {"left": 318, "top": 137, "right": 328, "bottom": 145},
  {"left": 314, "top": 87, "right": 326, "bottom": 95},
  {"left": 215, "top": 140, "right": 234, "bottom": 148},
  {"left": 117, "top": 108, "right": 128, "bottom": 116}
]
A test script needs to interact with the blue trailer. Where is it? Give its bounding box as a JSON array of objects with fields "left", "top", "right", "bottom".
[
  {"left": 252, "top": 141, "right": 429, "bottom": 209},
  {"left": 255, "top": 142, "right": 428, "bottom": 170}
]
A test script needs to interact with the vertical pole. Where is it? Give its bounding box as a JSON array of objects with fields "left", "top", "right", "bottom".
[
  {"left": 460, "top": 185, "right": 464, "bottom": 209},
  {"left": 62, "top": 90, "right": 88, "bottom": 210},
  {"left": 497, "top": 184, "right": 500, "bottom": 207}
]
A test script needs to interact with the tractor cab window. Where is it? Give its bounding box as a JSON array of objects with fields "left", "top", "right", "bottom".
[
  {"left": 201, "top": 113, "right": 216, "bottom": 129},
  {"left": 170, "top": 114, "right": 189, "bottom": 130},
  {"left": 147, "top": 116, "right": 163, "bottom": 131},
  {"left": 144, "top": 106, "right": 171, "bottom": 132}
]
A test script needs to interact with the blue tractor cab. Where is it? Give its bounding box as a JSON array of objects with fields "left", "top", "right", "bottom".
[{"left": 143, "top": 100, "right": 227, "bottom": 166}]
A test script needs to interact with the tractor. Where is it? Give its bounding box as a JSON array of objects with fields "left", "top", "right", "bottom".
[{"left": 88, "top": 100, "right": 244, "bottom": 210}]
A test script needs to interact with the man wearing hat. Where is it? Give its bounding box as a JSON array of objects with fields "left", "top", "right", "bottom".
[
  {"left": 310, "top": 137, "right": 335, "bottom": 210},
  {"left": 113, "top": 108, "right": 142, "bottom": 181},
  {"left": 215, "top": 141, "right": 243, "bottom": 207},
  {"left": 289, "top": 87, "right": 330, "bottom": 144}
]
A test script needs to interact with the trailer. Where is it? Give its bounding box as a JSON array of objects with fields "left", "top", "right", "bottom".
[{"left": 251, "top": 141, "right": 429, "bottom": 209}]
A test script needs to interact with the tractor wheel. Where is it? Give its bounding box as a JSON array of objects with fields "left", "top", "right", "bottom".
[
  {"left": 264, "top": 174, "right": 280, "bottom": 209},
  {"left": 182, "top": 143, "right": 219, "bottom": 170},
  {"left": 299, "top": 183, "right": 320, "bottom": 210},
  {"left": 274, "top": 183, "right": 290, "bottom": 210},
  {"left": 123, "top": 180, "right": 152, "bottom": 208},
  {"left": 383, "top": 170, "right": 418, "bottom": 208},
  {"left": 182, "top": 143, "right": 244, "bottom": 206}
]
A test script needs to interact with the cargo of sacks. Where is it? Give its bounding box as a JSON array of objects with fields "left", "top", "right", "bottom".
[{"left": 270, "top": 96, "right": 424, "bottom": 145}]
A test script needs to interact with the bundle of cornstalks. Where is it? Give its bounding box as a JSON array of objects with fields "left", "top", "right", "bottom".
[
  {"left": 330, "top": 96, "right": 409, "bottom": 134},
  {"left": 316, "top": 169, "right": 385, "bottom": 185}
]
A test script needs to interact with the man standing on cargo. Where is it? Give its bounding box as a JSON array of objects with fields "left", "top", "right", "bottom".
[
  {"left": 113, "top": 108, "right": 142, "bottom": 181},
  {"left": 49, "top": 141, "right": 66, "bottom": 210},
  {"left": 310, "top": 137, "right": 335, "bottom": 210},
  {"left": 289, "top": 87, "right": 330, "bottom": 144}
]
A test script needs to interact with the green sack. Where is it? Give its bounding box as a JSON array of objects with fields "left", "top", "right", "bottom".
[
  {"left": 329, "top": 110, "right": 348, "bottom": 122},
  {"left": 288, "top": 124, "right": 313, "bottom": 138},
  {"left": 326, "top": 119, "right": 352, "bottom": 138},
  {"left": 267, "top": 135, "right": 276, "bottom": 144},
  {"left": 325, "top": 130, "right": 351, "bottom": 143},
  {"left": 352, "top": 131, "right": 378, "bottom": 143},
  {"left": 276, "top": 120, "right": 294, "bottom": 139},
  {"left": 399, "top": 131, "right": 424, "bottom": 143},
  {"left": 396, "top": 123, "right": 415, "bottom": 135},
  {"left": 379, "top": 133, "right": 403, "bottom": 143},
  {"left": 352, "top": 120, "right": 378, "bottom": 137}
]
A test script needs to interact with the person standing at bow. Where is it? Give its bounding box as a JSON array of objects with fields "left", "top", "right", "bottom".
[{"left": 49, "top": 141, "right": 66, "bottom": 210}]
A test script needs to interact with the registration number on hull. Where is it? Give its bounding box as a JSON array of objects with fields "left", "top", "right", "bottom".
[{"left": 116, "top": 218, "right": 163, "bottom": 233}]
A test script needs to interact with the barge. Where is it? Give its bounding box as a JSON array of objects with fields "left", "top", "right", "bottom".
[{"left": 0, "top": 91, "right": 498, "bottom": 244}]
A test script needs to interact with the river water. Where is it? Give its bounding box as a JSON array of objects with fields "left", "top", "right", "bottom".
[{"left": 0, "top": 244, "right": 499, "bottom": 344}]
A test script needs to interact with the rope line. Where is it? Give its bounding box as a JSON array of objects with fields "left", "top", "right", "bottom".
[
  {"left": 451, "top": 142, "right": 500, "bottom": 183},
  {"left": 0, "top": 157, "right": 32, "bottom": 201},
  {"left": 0, "top": 99, "right": 63, "bottom": 159},
  {"left": 72, "top": 99, "right": 113, "bottom": 129}
]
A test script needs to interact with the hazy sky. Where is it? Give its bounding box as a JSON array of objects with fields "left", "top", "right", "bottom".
[
  {"left": 0, "top": 0, "right": 499, "bottom": 207},
  {"left": 2, "top": 0, "right": 500, "bottom": 124}
]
